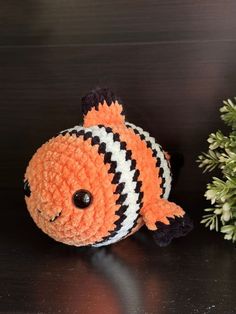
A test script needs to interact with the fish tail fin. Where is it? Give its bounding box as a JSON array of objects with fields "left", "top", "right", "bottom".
[{"left": 82, "top": 87, "right": 125, "bottom": 127}]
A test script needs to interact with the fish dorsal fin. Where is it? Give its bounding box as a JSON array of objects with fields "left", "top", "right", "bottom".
[{"left": 82, "top": 88, "right": 125, "bottom": 127}]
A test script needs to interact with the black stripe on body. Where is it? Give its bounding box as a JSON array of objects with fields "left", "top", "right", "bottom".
[
  {"left": 126, "top": 124, "right": 170, "bottom": 198},
  {"left": 60, "top": 125, "right": 143, "bottom": 245},
  {"left": 94, "top": 126, "right": 143, "bottom": 245}
]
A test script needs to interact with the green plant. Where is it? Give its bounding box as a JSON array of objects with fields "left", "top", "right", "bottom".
[{"left": 197, "top": 98, "right": 236, "bottom": 243}]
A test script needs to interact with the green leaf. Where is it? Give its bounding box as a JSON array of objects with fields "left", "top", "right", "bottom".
[
  {"left": 221, "top": 225, "right": 235, "bottom": 233},
  {"left": 197, "top": 97, "right": 236, "bottom": 243}
]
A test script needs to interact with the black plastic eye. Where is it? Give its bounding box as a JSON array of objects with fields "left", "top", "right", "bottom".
[
  {"left": 24, "top": 180, "right": 31, "bottom": 197},
  {"left": 72, "top": 189, "right": 93, "bottom": 209}
]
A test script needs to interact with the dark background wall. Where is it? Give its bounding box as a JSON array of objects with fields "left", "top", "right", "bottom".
[{"left": 1, "top": 0, "right": 236, "bottom": 218}]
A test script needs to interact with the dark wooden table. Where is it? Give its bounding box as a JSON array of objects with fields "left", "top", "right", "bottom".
[{"left": 0, "top": 190, "right": 235, "bottom": 314}]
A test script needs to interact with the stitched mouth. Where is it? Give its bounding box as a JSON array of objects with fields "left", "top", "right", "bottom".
[
  {"left": 49, "top": 211, "right": 62, "bottom": 222},
  {"left": 37, "top": 209, "right": 62, "bottom": 222}
]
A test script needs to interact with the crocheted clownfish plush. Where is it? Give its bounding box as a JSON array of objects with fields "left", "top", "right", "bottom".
[{"left": 24, "top": 88, "right": 193, "bottom": 247}]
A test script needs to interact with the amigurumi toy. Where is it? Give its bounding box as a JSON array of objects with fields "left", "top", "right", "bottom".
[{"left": 24, "top": 88, "right": 193, "bottom": 247}]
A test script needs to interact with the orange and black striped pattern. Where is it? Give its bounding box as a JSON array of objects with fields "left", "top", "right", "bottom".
[{"left": 24, "top": 88, "right": 193, "bottom": 247}]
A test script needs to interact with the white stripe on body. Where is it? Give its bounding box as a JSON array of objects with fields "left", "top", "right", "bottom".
[
  {"left": 61, "top": 125, "right": 141, "bottom": 247},
  {"left": 125, "top": 122, "right": 172, "bottom": 199}
]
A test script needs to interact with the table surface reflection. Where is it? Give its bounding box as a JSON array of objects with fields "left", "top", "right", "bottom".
[{"left": 0, "top": 191, "right": 235, "bottom": 314}]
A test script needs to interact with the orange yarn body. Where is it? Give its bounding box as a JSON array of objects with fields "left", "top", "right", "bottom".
[
  {"left": 25, "top": 134, "right": 127, "bottom": 246},
  {"left": 24, "top": 90, "right": 189, "bottom": 247},
  {"left": 84, "top": 102, "right": 184, "bottom": 232}
]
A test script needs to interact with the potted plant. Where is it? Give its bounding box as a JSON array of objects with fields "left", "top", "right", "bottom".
[{"left": 197, "top": 98, "right": 236, "bottom": 243}]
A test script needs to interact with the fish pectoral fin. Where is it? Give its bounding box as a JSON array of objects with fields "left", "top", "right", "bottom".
[
  {"left": 153, "top": 213, "right": 193, "bottom": 247},
  {"left": 141, "top": 199, "right": 185, "bottom": 230},
  {"left": 141, "top": 199, "right": 193, "bottom": 246}
]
